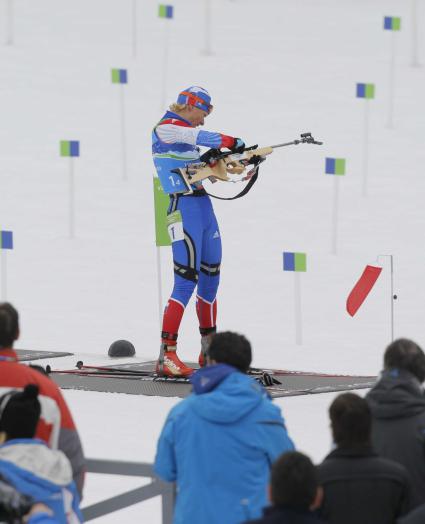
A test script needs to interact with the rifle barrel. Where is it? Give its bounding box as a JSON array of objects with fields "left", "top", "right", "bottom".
[{"left": 270, "top": 141, "right": 297, "bottom": 149}]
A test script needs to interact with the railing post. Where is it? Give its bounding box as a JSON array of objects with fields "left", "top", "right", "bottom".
[
  {"left": 160, "top": 480, "right": 175, "bottom": 524},
  {"left": 81, "top": 459, "right": 175, "bottom": 522}
]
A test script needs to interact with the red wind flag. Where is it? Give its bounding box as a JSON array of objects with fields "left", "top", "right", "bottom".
[{"left": 346, "top": 264, "right": 383, "bottom": 317}]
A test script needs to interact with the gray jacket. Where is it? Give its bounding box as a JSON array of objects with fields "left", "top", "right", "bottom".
[{"left": 366, "top": 369, "right": 425, "bottom": 508}]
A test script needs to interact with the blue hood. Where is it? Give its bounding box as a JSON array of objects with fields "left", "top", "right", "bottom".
[
  {"left": 189, "top": 363, "right": 237, "bottom": 394},
  {"left": 189, "top": 364, "right": 267, "bottom": 424}
]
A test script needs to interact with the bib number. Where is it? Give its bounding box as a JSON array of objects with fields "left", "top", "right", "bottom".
[{"left": 167, "top": 211, "right": 184, "bottom": 242}]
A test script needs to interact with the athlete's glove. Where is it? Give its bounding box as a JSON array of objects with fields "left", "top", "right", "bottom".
[
  {"left": 231, "top": 138, "right": 245, "bottom": 154},
  {"left": 249, "top": 154, "right": 265, "bottom": 166}
]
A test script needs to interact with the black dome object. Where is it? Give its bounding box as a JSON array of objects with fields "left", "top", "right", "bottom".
[{"left": 108, "top": 340, "right": 136, "bottom": 358}]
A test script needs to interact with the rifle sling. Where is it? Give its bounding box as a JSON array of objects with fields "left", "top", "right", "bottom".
[{"left": 203, "top": 167, "right": 259, "bottom": 201}]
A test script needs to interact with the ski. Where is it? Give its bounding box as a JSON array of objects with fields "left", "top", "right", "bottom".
[
  {"left": 46, "top": 362, "right": 191, "bottom": 383},
  {"left": 47, "top": 367, "right": 190, "bottom": 384},
  {"left": 75, "top": 361, "right": 154, "bottom": 375},
  {"left": 45, "top": 362, "right": 280, "bottom": 387}
]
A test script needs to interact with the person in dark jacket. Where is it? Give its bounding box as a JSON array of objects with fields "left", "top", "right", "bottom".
[
  {"left": 318, "top": 392, "right": 411, "bottom": 524},
  {"left": 244, "top": 451, "right": 326, "bottom": 524},
  {"left": 366, "top": 338, "right": 425, "bottom": 508},
  {"left": 154, "top": 331, "right": 295, "bottom": 524}
]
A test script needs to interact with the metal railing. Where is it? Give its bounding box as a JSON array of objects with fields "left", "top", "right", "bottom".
[{"left": 82, "top": 458, "right": 174, "bottom": 523}]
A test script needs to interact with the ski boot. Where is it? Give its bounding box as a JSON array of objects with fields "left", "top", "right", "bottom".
[
  {"left": 198, "top": 327, "right": 216, "bottom": 367},
  {"left": 156, "top": 343, "right": 194, "bottom": 377}
]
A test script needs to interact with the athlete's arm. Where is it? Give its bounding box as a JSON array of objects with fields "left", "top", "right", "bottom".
[{"left": 155, "top": 124, "right": 236, "bottom": 150}]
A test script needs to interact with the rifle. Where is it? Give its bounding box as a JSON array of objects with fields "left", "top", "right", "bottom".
[{"left": 171, "top": 132, "right": 323, "bottom": 195}]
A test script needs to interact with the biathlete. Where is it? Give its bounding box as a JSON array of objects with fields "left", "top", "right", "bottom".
[{"left": 152, "top": 86, "right": 245, "bottom": 377}]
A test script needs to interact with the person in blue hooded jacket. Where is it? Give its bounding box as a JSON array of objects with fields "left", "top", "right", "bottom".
[{"left": 154, "top": 331, "right": 295, "bottom": 524}]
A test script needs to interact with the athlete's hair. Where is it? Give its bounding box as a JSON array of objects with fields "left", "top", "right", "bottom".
[
  {"left": 271, "top": 451, "right": 318, "bottom": 509},
  {"left": 330, "top": 393, "right": 371, "bottom": 448},
  {"left": 384, "top": 338, "right": 425, "bottom": 383},
  {"left": 208, "top": 331, "right": 252, "bottom": 372},
  {"left": 169, "top": 103, "right": 188, "bottom": 113},
  {"left": 0, "top": 302, "right": 19, "bottom": 349}
]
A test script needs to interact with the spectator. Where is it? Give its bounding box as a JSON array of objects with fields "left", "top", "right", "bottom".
[
  {"left": 366, "top": 338, "right": 425, "bottom": 508},
  {"left": 154, "top": 331, "right": 295, "bottom": 524},
  {"left": 0, "top": 303, "right": 85, "bottom": 496},
  {"left": 0, "top": 384, "right": 82, "bottom": 523},
  {"left": 244, "top": 451, "right": 326, "bottom": 524},
  {"left": 318, "top": 393, "right": 411, "bottom": 524}
]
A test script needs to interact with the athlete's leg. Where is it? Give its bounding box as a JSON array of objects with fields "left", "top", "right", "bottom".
[
  {"left": 196, "top": 200, "right": 222, "bottom": 365},
  {"left": 158, "top": 195, "right": 202, "bottom": 376}
]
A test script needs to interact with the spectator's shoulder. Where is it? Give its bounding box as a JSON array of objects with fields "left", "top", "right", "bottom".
[
  {"left": 257, "top": 393, "right": 284, "bottom": 420},
  {"left": 374, "top": 455, "right": 411, "bottom": 480},
  {"left": 0, "top": 361, "right": 55, "bottom": 393},
  {"left": 164, "top": 395, "right": 195, "bottom": 421}
]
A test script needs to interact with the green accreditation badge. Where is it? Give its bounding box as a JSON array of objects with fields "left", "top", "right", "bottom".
[{"left": 167, "top": 210, "right": 184, "bottom": 242}]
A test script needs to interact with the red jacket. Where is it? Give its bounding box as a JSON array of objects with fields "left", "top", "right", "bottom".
[{"left": 0, "top": 349, "right": 85, "bottom": 496}]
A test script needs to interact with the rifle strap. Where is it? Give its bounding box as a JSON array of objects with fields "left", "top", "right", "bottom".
[{"left": 204, "top": 165, "right": 260, "bottom": 201}]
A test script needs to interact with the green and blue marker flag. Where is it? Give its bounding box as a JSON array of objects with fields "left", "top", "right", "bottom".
[
  {"left": 356, "top": 83, "right": 375, "bottom": 99},
  {"left": 158, "top": 4, "right": 173, "bottom": 18},
  {"left": 0, "top": 231, "right": 13, "bottom": 250},
  {"left": 326, "top": 158, "right": 346, "bottom": 175},
  {"left": 384, "top": 17, "right": 401, "bottom": 31},
  {"left": 111, "top": 69, "right": 128, "bottom": 84},
  {"left": 153, "top": 177, "right": 171, "bottom": 247},
  {"left": 60, "top": 141, "right": 80, "bottom": 157},
  {"left": 283, "top": 252, "right": 306, "bottom": 272}
]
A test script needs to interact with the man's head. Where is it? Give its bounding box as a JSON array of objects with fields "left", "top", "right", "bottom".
[
  {"left": 270, "top": 451, "right": 322, "bottom": 511},
  {"left": 329, "top": 393, "right": 371, "bottom": 448},
  {"left": 0, "top": 384, "right": 41, "bottom": 443},
  {"left": 169, "top": 86, "right": 213, "bottom": 127},
  {"left": 207, "top": 331, "right": 252, "bottom": 373},
  {"left": 384, "top": 338, "right": 425, "bottom": 383},
  {"left": 0, "top": 303, "right": 19, "bottom": 350}
]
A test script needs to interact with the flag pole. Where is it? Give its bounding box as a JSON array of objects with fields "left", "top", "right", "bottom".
[
  {"left": 132, "top": 0, "right": 138, "bottom": 58},
  {"left": 120, "top": 83, "right": 128, "bottom": 181},
  {"left": 69, "top": 158, "right": 75, "bottom": 239},
  {"left": 411, "top": 0, "right": 419, "bottom": 67},
  {"left": 331, "top": 176, "right": 340, "bottom": 255},
  {"left": 1, "top": 250, "right": 7, "bottom": 300},
  {"left": 160, "top": 20, "right": 170, "bottom": 111},
  {"left": 202, "top": 0, "right": 212, "bottom": 55},
  {"left": 362, "top": 99, "right": 369, "bottom": 197},
  {"left": 153, "top": 176, "right": 172, "bottom": 331},
  {"left": 377, "top": 254, "right": 396, "bottom": 341},
  {"left": 294, "top": 272, "right": 302, "bottom": 345},
  {"left": 6, "top": 0, "right": 14, "bottom": 45},
  {"left": 387, "top": 30, "right": 396, "bottom": 128},
  {"left": 156, "top": 247, "right": 163, "bottom": 331}
]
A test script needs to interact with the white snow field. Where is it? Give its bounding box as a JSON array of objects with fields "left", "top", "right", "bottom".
[{"left": 1, "top": 0, "right": 425, "bottom": 521}]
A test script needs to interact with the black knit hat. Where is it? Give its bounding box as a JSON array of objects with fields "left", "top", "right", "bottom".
[{"left": 0, "top": 384, "right": 41, "bottom": 440}]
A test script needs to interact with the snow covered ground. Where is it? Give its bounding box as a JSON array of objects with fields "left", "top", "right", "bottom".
[{"left": 1, "top": 0, "right": 425, "bottom": 521}]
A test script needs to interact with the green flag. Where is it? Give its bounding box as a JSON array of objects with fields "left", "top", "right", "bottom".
[{"left": 153, "top": 177, "right": 171, "bottom": 246}]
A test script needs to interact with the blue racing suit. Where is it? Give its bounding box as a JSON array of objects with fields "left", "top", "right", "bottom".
[{"left": 152, "top": 111, "right": 236, "bottom": 343}]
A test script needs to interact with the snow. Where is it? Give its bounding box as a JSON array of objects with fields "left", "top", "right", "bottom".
[{"left": 1, "top": 0, "right": 424, "bottom": 521}]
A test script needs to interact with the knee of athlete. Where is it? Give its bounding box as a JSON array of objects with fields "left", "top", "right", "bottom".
[
  {"left": 172, "top": 280, "right": 197, "bottom": 306},
  {"left": 197, "top": 279, "right": 220, "bottom": 303}
]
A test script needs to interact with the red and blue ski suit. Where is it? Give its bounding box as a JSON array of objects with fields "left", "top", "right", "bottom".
[{"left": 152, "top": 111, "right": 236, "bottom": 344}]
